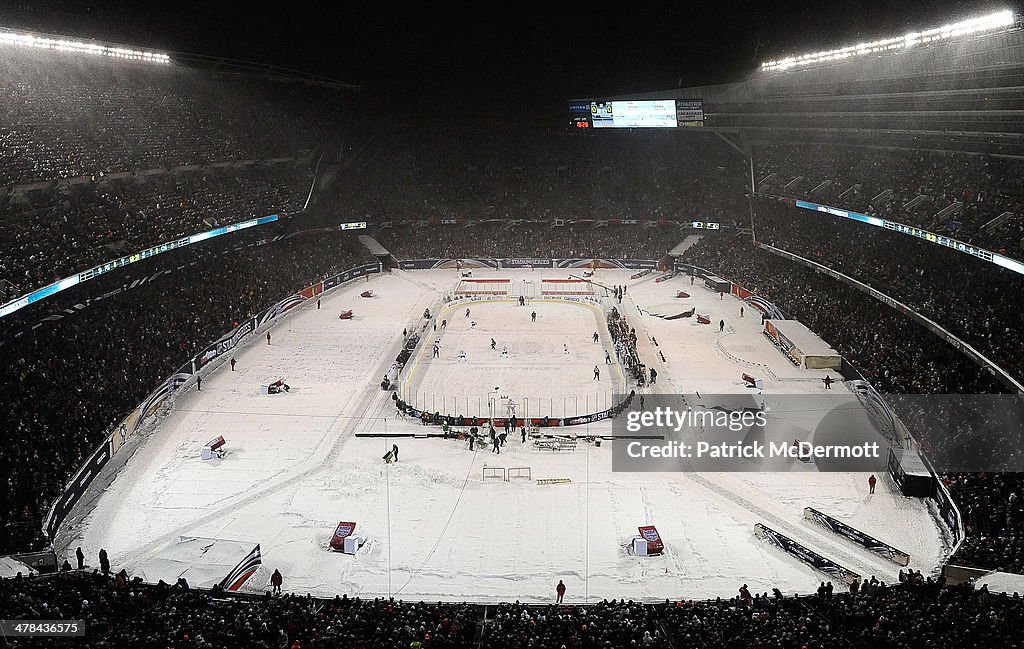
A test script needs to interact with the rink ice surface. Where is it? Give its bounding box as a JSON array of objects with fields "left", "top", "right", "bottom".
[
  {"left": 70, "top": 268, "right": 949, "bottom": 603},
  {"left": 403, "top": 292, "right": 626, "bottom": 420}
]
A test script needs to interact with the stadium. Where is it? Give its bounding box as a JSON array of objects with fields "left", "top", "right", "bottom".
[{"left": 2, "top": 5, "right": 1024, "bottom": 648}]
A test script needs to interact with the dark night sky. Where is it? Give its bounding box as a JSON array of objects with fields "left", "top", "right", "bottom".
[{"left": 0, "top": 0, "right": 1006, "bottom": 125}]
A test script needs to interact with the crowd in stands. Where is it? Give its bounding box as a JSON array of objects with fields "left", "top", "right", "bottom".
[
  {"left": 680, "top": 233, "right": 1024, "bottom": 574},
  {"left": 0, "top": 46, "right": 343, "bottom": 185},
  {"left": 4, "top": 568, "right": 1024, "bottom": 648},
  {"left": 754, "top": 142, "right": 1024, "bottom": 255},
  {"left": 751, "top": 197, "right": 1024, "bottom": 384},
  {"left": 327, "top": 127, "right": 748, "bottom": 228},
  {"left": 0, "top": 570, "right": 478, "bottom": 648},
  {"left": 0, "top": 42, "right": 359, "bottom": 299},
  {"left": 0, "top": 228, "right": 375, "bottom": 554},
  {"left": 373, "top": 221, "right": 680, "bottom": 261},
  {"left": 943, "top": 472, "right": 1024, "bottom": 573},
  {"left": 681, "top": 233, "right": 1006, "bottom": 395},
  {"left": 2, "top": 164, "right": 312, "bottom": 293}
]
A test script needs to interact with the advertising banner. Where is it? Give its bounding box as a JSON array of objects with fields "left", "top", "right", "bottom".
[
  {"left": 803, "top": 507, "right": 910, "bottom": 565},
  {"left": 330, "top": 522, "right": 357, "bottom": 551},
  {"left": 499, "top": 258, "right": 553, "bottom": 269},
  {"left": 637, "top": 525, "right": 665, "bottom": 555},
  {"left": 45, "top": 441, "right": 111, "bottom": 539},
  {"left": 755, "top": 523, "right": 860, "bottom": 585}
]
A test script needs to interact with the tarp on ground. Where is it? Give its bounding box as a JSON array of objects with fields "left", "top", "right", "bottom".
[{"left": 133, "top": 536, "right": 261, "bottom": 590}]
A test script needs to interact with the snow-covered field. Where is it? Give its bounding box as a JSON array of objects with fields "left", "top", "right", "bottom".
[{"left": 62, "top": 268, "right": 949, "bottom": 603}]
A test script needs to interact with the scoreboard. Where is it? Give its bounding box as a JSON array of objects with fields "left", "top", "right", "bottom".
[{"left": 569, "top": 99, "right": 703, "bottom": 129}]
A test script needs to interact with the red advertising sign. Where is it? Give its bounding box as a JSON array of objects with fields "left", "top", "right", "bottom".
[
  {"left": 637, "top": 526, "right": 664, "bottom": 555},
  {"left": 330, "top": 522, "right": 357, "bottom": 551}
]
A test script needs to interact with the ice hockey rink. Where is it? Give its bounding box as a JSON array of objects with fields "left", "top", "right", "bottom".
[{"left": 60, "top": 267, "right": 950, "bottom": 603}]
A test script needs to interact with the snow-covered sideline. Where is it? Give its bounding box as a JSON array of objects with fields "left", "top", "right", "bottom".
[{"left": 66, "top": 268, "right": 946, "bottom": 603}]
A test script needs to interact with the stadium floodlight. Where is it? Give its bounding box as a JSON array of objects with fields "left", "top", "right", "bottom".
[
  {"left": 0, "top": 30, "right": 171, "bottom": 64},
  {"left": 760, "top": 9, "right": 1016, "bottom": 72}
]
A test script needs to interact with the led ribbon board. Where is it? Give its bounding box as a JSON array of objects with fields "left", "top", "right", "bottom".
[
  {"left": 0, "top": 215, "right": 280, "bottom": 319},
  {"left": 792, "top": 200, "right": 1024, "bottom": 276}
]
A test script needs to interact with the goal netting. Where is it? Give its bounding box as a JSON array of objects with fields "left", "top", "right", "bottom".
[
  {"left": 455, "top": 278, "right": 511, "bottom": 296},
  {"left": 541, "top": 278, "right": 595, "bottom": 296}
]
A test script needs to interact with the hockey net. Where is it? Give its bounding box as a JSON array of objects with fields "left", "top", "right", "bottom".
[
  {"left": 541, "top": 278, "right": 594, "bottom": 296},
  {"left": 455, "top": 278, "right": 511, "bottom": 296}
]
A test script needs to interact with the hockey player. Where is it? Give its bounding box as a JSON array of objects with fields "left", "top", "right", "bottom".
[
  {"left": 519, "top": 295, "right": 525, "bottom": 306},
  {"left": 457, "top": 350, "right": 467, "bottom": 361},
  {"left": 531, "top": 311, "right": 537, "bottom": 322},
  {"left": 501, "top": 345, "right": 508, "bottom": 357},
  {"left": 465, "top": 308, "right": 471, "bottom": 318},
  {"left": 563, "top": 343, "right": 569, "bottom": 355},
  {"left": 605, "top": 350, "right": 611, "bottom": 364},
  {"left": 432, "top": 344, "right": 440, "bottom": 358},
  {"left": 594, "top": 365, "right": 600, "bottom": 381},
  {"left": 441, "top": 319, "right": 447, "bottom": 329},
  {"left": 470, "top": 321, "right": 478, "bottom": 328},
  {"left": 491, "top": 338, "right": 497, "bottom": 350},
  {"left": 649, "top": 367, "right": 658, "bottom": 384},
  {"left": 593, "top": 332, "right": 599, "bottom": 343}
]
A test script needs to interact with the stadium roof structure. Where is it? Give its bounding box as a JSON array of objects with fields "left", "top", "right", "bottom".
[
  {"left": 171, "top": 51, "right": 361, "bottom": 92},
  {"left": 616, "top": 10, "right": 1024, "bottom": 157},
  {"left": 0, "top": 26, "right": 361, "bottom": 93},
  {"left": 759, "top": 10, "right": 1018, "bottom": 73}
]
